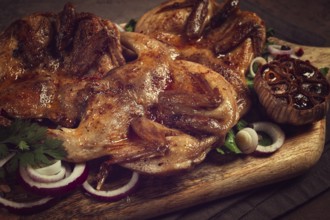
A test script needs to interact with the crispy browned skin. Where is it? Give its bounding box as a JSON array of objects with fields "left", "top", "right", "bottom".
[
  {"left": 0, "top": 3, "right": 125, "bottom": 127},
  {"left": 135, "top": 0, "right": 266, "bottom": 118},
  {"left": 0, "top": 3, "right": 243, "bottom": 175},
  {"left": 49, "top": 32, "right": 238, "bottom": 175}
]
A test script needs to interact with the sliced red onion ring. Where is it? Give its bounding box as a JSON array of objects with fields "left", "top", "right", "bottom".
[
  {"left": 252, "top": 122, "right": 285, "bottom": 153},
  {"left": 34, "top": 160, "right": 62, "bottom": 175},
  {"left": 82, "top": 171, "right": 139, "bottom": 202},
  {"left": 268, "top": 44, "right": 293, "bottom": 56},
  {"left": 26, "top": 163, "right": 66, "bottom": 183},
  {"left": 19, "top": 163, "right": 88, "bottom": 196},
  {"left": 0, "top": 195, "right": 55, "bottom": 215}
]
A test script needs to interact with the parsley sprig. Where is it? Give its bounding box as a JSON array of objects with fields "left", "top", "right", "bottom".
[
  {"left": 0, "top": 119, "right": 67, "bottom": 178},
  {"left": 124, "top": 19, "right": 137, "bottom": 32},
  {"left": 320, "top": 67, "right": 329, "bottom": 76},
  {"left": 216, "top": 120, "right": 248, "bottom": 154}
]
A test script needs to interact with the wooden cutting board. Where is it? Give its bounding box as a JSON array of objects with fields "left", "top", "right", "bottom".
[{"left": 1, "top": 38, "right": 329, "bottom": 220}]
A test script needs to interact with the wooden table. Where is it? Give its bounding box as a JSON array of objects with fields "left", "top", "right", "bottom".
[{"left": 0, "top": 0, "right": 329, "bottom": 219}]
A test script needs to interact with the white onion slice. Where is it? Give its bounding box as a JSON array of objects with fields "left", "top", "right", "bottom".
[
  {"left": 252, "top": 122, "right": 285, "bottom": 153},
  {"left": 268, "top": 44, "right": 293, "bottom": 56},
  {"left": 26, "top": 163, "right": 66, "bottom": 183},
  {"left": 235, "top": 127, "right": 259, "bottom": 154},
  {"left": 0, "top": 152, "right": 15, "bottom": 167},
  {"left": 115, "top": 23, "right": 126, "bottom": 32},
  {"left": 249, "top": 56, "right": 267, "bottom": 77},
  {"left": 0, "top": 195, "right": 54, "bottom": 215},
  {"left": 34, "top": 160, "right": 62, "bottom": 175},
  {"left": 19, "top": 163, "right": 88, "bottom": 196},
  {"left": 82, "top": 171, "right": 139, "bottom": 202}
]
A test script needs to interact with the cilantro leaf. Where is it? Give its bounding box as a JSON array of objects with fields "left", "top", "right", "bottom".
[
  {"left": 266, "top": 28, "right": 275, "bottom": 38},
  {"left": 0, "top": 167, "right": 5, "bottom": 179},
  {"left": 5, "top": 154, "right": 19, "bottom": 174},
  {"left": 246, "top": 76, "right": 254, "bottom": 90},
  {"left": 236, "top": 120, "right": 248, "bottom": 131},
  {"left": 19, "top": 151, "right": 35, "bottom": 167},
  {"left": 320, "top": 67, "right": 329, "bottom": 76},
  {"left": 18, "top": 140, "right": 30, "bottom": 151},
  {"left": 216, "top": 148, "right": 225, "bottom": 155},
  {"left": 223, "top": 130, "right": 242, "bottom": 154},
  {"left": 0, "top": 119, "right": 67, "bottom": 176},
  {"left": 43, "top": 138, "right": 66, "bottom": 159},
  {"left": 124, "top": 19, "right": 136, "bottom": 32},
  {"left": 216, "top": 120, "right": 249, "bottom": 155},
  {"left": 258, "top": 131, "right": 273, "bottom": 146},
  {"left": 0, "top": 143, "right": 9, "bottom": 159}
]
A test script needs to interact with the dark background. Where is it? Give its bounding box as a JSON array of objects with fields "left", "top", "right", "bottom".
[
  {"left": 0, "top": 0, "right": 329, "bottom": 47},
  {"left": 0, "top": 0, "right": 329, "bottom": 219}
]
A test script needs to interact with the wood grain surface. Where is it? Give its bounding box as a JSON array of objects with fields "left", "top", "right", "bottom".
[
  {"left": 1, "top": 38, "right": 328, "bottom": 220},
  {"left": 240, "top": 0, "right": 330, "bottom": 47}
]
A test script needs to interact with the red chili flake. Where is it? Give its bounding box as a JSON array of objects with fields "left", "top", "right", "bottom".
[{"left": 295, "top": 48, "right": 304, "bottom": 57}]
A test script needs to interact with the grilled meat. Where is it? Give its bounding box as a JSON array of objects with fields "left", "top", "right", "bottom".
[
  {"left": 0, "top": 3, "right": 125, "bottom": 127},
  {"left": 0, "top": 1, "right": 262, "bottom": 175},
  {"left": 49, "top": 32, "right": 238, "bottom": 175},
  {"left": 135, "top": 0, "right": 266, "bottom": 118}
]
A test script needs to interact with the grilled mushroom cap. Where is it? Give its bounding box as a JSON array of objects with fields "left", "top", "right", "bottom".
[{"left": 254, "top": 56, "right": 330, "bottom": 125}]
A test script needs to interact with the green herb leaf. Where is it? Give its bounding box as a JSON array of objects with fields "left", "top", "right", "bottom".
[
  {"left": 258, "top": 131, "right": 273, "bottom": 146},
  {"left": 0, "top": 143, "right": 9, "bottom": 159},
  {"left": 19, "top": 151, "right": 35, "bottom": 167},
  {"left": 246, "top": 77, "right": 254, "bottom": 90},
  {"left": 224, "top": 130, "right": 242, "bottom": 154},
  {"left": 18, "top": 140, "right": 30, "bottom": 151},
  {"left": 43, "top": 138, "right": 66, "bottom": 159},
  {"left": 34, "top": 152, "right": 52, "bottom": 167},
  {"left": 216, "top": 148, "right": 225, "bottom": 155},
  {"left": 0, "top": 119, "right": 67, "bottom": 173},
  {"left": 0, "top": 167, "right": 5, "bottom": 179},
  {"left": 124, "top": 19, "right": 136, "bottom": 32},
  {"left": 320, "top": 67, "right": 329, "bottom": 76},
  {"left": 236, "top": 120, "right": 248, "bottom": 131},
  {"left": 5, "top": 154, "right": 19, "bottom": 174},
  {"left": 266, "top": 28, "right": 275, "bottom": 38},
  {"left": 216, "top": 119, "right": 249, "bottom": 155}
]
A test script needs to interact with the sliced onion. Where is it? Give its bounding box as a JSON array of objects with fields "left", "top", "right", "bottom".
[
  {"left": 249, "top": 56, "right": 267, "bottom": 77},
  {"left": 0, "top": 195, "right": 55, "bottom": 215},
  {"left": 115, "top": 23, "right": 125, "bottom": 32},
  {"left": 268, "top": 44, "right": 293, "bottom": 56},
  {"left": 82, "top": 171, "right": 139, "bottom": 202},
  {"left": 235, "top": 127, "right": 258, "bottom": 154},
  {"left": 0, "top": 152, "right": 15, "bottom": 167},
  {"left": 33, "top": 160, "right": 62, "bottom": 175},
  {"left": 19, "top": 163, "right": 88, "bottom": 196},
  {"left": 252, "top": 122, "right": 285, "bottom": 153},
  {"left": 26, "top": 162, "right": 66, "bottom": 183},
  {"left": 266, "top": 55, "right": 274, "bottom": 63}
]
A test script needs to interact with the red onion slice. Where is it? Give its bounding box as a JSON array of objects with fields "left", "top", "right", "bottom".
[
  {"left": 0, "top": 195, "right": 55, "bottom": 215},
  {"left": 268, "top": 44, "right": 293, "bottom": 56},
  {"left": 82, "top": 171, "right": 139, "bottom": 202},
  {"left": 33, "top": 160, "right": 62, "bottom": 175},
  {"left": 19, "top": 163, "right": 88, "bottom": 196},
  {"left": 26, "top": 163, "right": 66, "bottom": 183}
]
